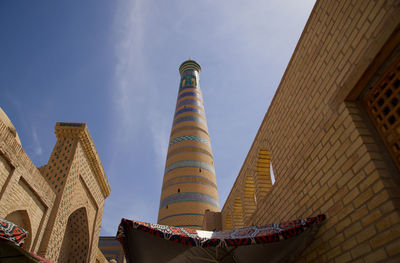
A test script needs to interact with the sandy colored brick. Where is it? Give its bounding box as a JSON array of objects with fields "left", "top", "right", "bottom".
[
  {"left": 219, "top": 0, "right": 400, "bottom": 262},
  {"left": 0, "top": 119, "right": 110, "bottom": 262}
]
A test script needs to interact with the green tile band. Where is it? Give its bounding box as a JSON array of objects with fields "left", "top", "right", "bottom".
[
  {"left": 160, "top": 192, "right": 219, "bottom": 209},
  {"left": 165, "top": 160, "right": 215, "bottom": 174}
]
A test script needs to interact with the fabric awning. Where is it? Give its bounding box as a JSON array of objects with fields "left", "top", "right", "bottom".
[
  {"left": 0, "top": 217, "right": 52, "bottom": 263},
  {"left": 117, "top": 214, "right": 325, "bottom": 263}
]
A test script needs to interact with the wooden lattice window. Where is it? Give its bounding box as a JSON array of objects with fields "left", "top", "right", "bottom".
[{"left": 363, "top": 56, "right": 400, "bottom": 171}]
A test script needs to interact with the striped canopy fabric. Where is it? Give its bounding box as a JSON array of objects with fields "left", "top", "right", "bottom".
[{"left": 117, "top": 214, "right": 325, "bottom": 263}]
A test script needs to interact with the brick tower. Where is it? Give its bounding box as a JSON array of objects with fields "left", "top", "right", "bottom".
[{"left": 157, "top": 59, "right": 220, "bottom": 228}]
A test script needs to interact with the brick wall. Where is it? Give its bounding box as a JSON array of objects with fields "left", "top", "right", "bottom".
[
  {"left": 0, "top": 118, "right": 110, "bottom": 262},
  {"left": 221, "top": 0, "right": 400, "bottom": 262},
  {"left": 0, "top": 121, "right": 56, "bottom": 253}
]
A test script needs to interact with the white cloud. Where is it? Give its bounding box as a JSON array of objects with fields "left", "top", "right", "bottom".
[
  {"left": 31, "top": 127, "right": 42, "bottom": 156},
  {"left": 112, "top": 0, "right": 174, "bottom": 174}
]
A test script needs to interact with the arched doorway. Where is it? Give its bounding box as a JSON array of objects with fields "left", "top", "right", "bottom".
[
  {"left": 59, "top": 207, "right": 90, "bottom": 262},
  {"left": 5, "top": 210, "right": 32, "bottom": 250}
]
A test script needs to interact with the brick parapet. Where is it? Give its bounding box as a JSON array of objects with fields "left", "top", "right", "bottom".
[
  {"left": 55, "top": 122, "right": 110, "bottom": 198},
  {"left": 0, "top": 121, "right": 56, "bottom": 254}
]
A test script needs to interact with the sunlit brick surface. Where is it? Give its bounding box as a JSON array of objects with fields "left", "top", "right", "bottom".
[
  {"left": 221, "top": 0, "right": 400, "bottom": 262},
  {"left": 0, "top": 116, "right": 110, "bottom": 262}
]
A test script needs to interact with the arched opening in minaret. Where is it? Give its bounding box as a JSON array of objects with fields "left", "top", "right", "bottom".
[
  {"left": 59, "top": 207, "right": 89, "bottom": 262},
  {"left": 177, "top": 188, "right": 180, "bottom": 193},
  {"left": 5, "top": 210, "right": 32, "bottom": 250}
]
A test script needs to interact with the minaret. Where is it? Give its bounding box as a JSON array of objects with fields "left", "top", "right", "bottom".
[{"left": 157, "top": 59, "right": 220, "bottom": 228}]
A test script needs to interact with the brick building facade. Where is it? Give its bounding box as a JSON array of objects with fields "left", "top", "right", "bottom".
[
  {"left": 0, "top": 108, "right": 111, "bottom": 262},
  {"left": 220, "top": 0, "right": 400, "bottom": 262}
]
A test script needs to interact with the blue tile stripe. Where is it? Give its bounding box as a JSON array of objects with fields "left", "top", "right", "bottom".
[
  {"left": 169, "top": 135, "right": 210, "bottom": 147},
  {"left": 171, "top": 126, "right": 209, "bottom": 137},
  {"left": 176, "top": 99, "right": 203, "bottom": 108},
  {"left": 175, "top": 107, "right": 205, "bottom": 117},
  {"left": 158, "top": 213, "right": 204, "bottom": 222},
  {"left": 178, "top": 91, "right": 202, "bottom": 100},
  {"left": 167, "top": 149, "right": 213, "bottom": 160},
  {"left": 178, "top": 87, "right": 201, "bottom": 96},
  {"left": 165, "top": 160, "right": 215, "bottom": 174},
  {"left": 173, "top": 115, "right": 207, "bottom": 126},
  {"left": 160, "top": 192, "right": 219, "bottom": 209}
]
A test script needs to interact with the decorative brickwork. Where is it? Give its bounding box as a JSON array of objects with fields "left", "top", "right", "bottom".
[
  {"left": 0, "top": 113, "right": 110, "bottom": 262},
  {"left": 221, "top": 0, "right": 400, "bottom": 262},
  {"left": 59, "top": 207, "right": 89, "bottom": 262},
  {"left": 364, "top": 56, "right": 400, "bottom": 171}
]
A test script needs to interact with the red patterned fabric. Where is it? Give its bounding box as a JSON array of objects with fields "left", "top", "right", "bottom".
[
  {"left": 117, "top": 215, "right": 326, "bottom": 262},
  {"left": 0, "top": 216, "right": 27, "bottom": 247},
  {"left": 117, "top": 214, "right": 325, "bottom": 248},
  {"left": 0, "top": 216, "right": 53, "bottom": 263}
]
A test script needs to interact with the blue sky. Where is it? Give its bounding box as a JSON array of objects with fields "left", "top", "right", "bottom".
[{"left": 0, "top": 0, "right": 315, "bottom": 235}]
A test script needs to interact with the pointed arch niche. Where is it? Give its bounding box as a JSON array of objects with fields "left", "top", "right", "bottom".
[
  {"left": 224, "top": 213, "right": 233, "bottom": 230},
  {"left": 243, "top": 175, "right": 256, "bottom": 220},
  {"left": 232, "top": 197, "right": 244, "bottom": 228},
  {"left": 59, "top": 207, "right": 90, "bottom": 262},
  {"left": 255, "top": 148, "right": 273, "bottom": 200},
  {"left": 5, "top": 210, "right": 32, "bottom": 250}
]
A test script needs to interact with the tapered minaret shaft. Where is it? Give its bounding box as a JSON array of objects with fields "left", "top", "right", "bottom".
[{"left": 157, "top": 60, "right": 220, "bottom": 228}]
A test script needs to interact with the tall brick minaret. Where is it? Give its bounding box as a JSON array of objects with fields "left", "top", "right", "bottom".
[{"left": 157, "top": 59, "right": 220, "bottom": 228}]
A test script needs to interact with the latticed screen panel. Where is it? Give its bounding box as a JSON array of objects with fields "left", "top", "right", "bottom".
[{"left": 363, "top": 56, "right": 400, "bottom": 171}]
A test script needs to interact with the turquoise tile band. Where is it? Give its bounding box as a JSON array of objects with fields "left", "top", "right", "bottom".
[{"left": 169, "top": 135, "right": 210, "bottom": 147}]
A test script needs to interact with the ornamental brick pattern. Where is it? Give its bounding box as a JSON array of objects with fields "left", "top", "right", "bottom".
[
  {"left": 158, "top": 60, "right": 220, "bottom": 228},
  {"left": 220, "top": 0, "right": 400, "bottom": 262},
  {"left": 0, "top": 112, "right": 111, "bottom": 262}
]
